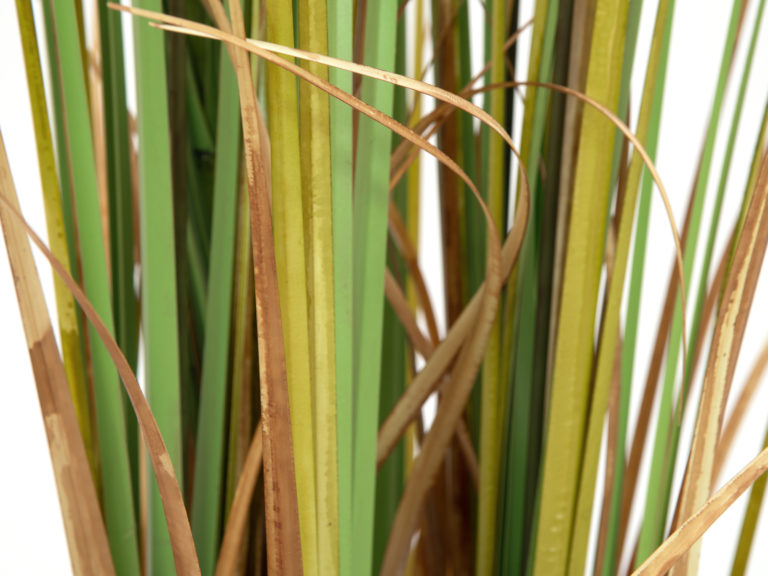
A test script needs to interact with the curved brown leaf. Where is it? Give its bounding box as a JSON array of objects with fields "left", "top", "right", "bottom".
[
  {"left": 478, "top": 82, "right": 687, "bottom": 370},
  {"left": 0, "top": 138, "right": 199, "bottom": 575},
  {"left": 0, "top": 132, "right": 115, "bottom": 576},
  {"left": 388, "top": 20, "right": 532, "bottom": 192},
  {"left": 382, "top": 270, "right": 479, "bottom": 485},
  {"left": 153, "top": 23, "right": 516, "bottom": 152},
  {"left": 111, "top": 4, "right": 494, "bottom": 226},
  {"left": 378, "top": 79, "right": 683, "bottom": 463},
  {"left": 377, "top": 188, "right": 529, "bottom": 465},
  {"left": 379, "top": 112, "right": 506, "bottom": 576}
]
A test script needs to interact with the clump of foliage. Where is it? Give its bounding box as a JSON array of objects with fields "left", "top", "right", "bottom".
[{"left": 2, "top": 0, "right": 768, "bottom": 574}]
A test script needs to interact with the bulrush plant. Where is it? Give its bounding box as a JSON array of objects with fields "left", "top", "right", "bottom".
[{"left": 2, "top": 0, "right": 768, "bottom": 574}]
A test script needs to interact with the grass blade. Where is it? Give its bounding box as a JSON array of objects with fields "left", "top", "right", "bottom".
[
  {"left": 606, "top": 6, "right": 674, "bottom": 569},
  {"left": 636, "top": 150, "right": 768, "bottom": 576},
  {"left": 531, "top": 0, "right": 629, "bottom": 571},
  {"left": 434, "top": 0, "right": 464, "bottom": 326},
  {"left": 351, "top": 4, "right": 398, "bottom": 574},
  {"left": 567, "top": 1, "right": 675, "bottom": 572},
  {"left": 132, "top": 1, "right": 185, "bottom": 572},
  {"left": 476, "top": 0, "right": 508, "bottom": 569},
  {"left": 262, "top": 0, "right": 319, "bottom": 573},
  {"left": 224, "top": 175, "right": 255, "bottom": 521},
  {"left": 191, "top": 18, "right": 242, "bottom": 573},
  {"left": 39, "top": 0, "right": 79, "bottom": 283},
  {"left": 202, "top": 1, "right": 306, "bottom": 571},
  {"left": 374, "top": 278, "right": 407, "bottom": 573},
  {"left": 658, "top": 0, "right": 767, "bottom": 547},
  {"left": 50, "top": 3, "right": 141, "bottom": 571},
  {"left": 96, "top": 0, "right": 141, "bottom": 526},
  {"left": 327, "top": 0, "right": 354, "bottom": 571},
  {"left": 15, "top": 0, "right": 93, "bottom": 476},
  {"left": 637, "top": 0, "right": 745, "bottom": 564},
  {"left": 607, "top": 0, "right": 644, "bottom": 207},
  {"left": 672, "top": 136, "right": 768, "bottom": 576},
  {"left": 373, "top": 20, "right": 408, "bottom": 574},
  {"left": 97, "top": 0, "right": 138, "bottom": 373},
  {"left": 403, "top": 2, "right": 424, "bottom": 521},
  {"left": 545, "top": 0, "right": 597, "bottom": 392},
  {"left": 498, "top": 0, "right": 561, "bottom": 571},
  {"left": 297, "top": 0, "right": 339, "bottom": 570}
]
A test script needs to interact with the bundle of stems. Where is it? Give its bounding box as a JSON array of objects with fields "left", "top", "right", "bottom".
[{"left": 2, "top": 0, "right": 768, "bottom": 574}]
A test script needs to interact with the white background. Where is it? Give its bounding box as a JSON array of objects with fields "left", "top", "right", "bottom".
[{"left": 1, "top": 0, "right": 767, "bottom": 574}]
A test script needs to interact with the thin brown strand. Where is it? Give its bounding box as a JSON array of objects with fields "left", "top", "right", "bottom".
[
  {"left": 456, "top": 419, "right": 479, "bottom": 488},
  {"left": 390, "top": 20, "right": 533, "bottom": 189},
  {"left": 385, "top": 270, "right": 434, "bottom": 358},
  {"left": 389, "top": 202, "right": 440, "bottom": 343},
  {"left": 216, "top": 422, "right": 263, "bottom": 576},
  {"left": 713, "top": 338, "right": 768, "bottom": 483},
  {"left": 418, "top": 0, "right": 467, "bottom": 82},
  {"left": 618, "top": 175, "right": 698, "bottom": 556},
  {"left": 434, "top": 0, "right": 463, "bottom": 328}
]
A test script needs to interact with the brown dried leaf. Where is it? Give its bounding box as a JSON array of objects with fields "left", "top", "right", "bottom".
[
  {"left": 670, "top": 149, "right": 768, "bottom": 575},
  {"left": 0, "top": 131, "right": 115, "bottom": 576},
  {"left": 0, "top": 132, "right": 199, "bottom": 575}
]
